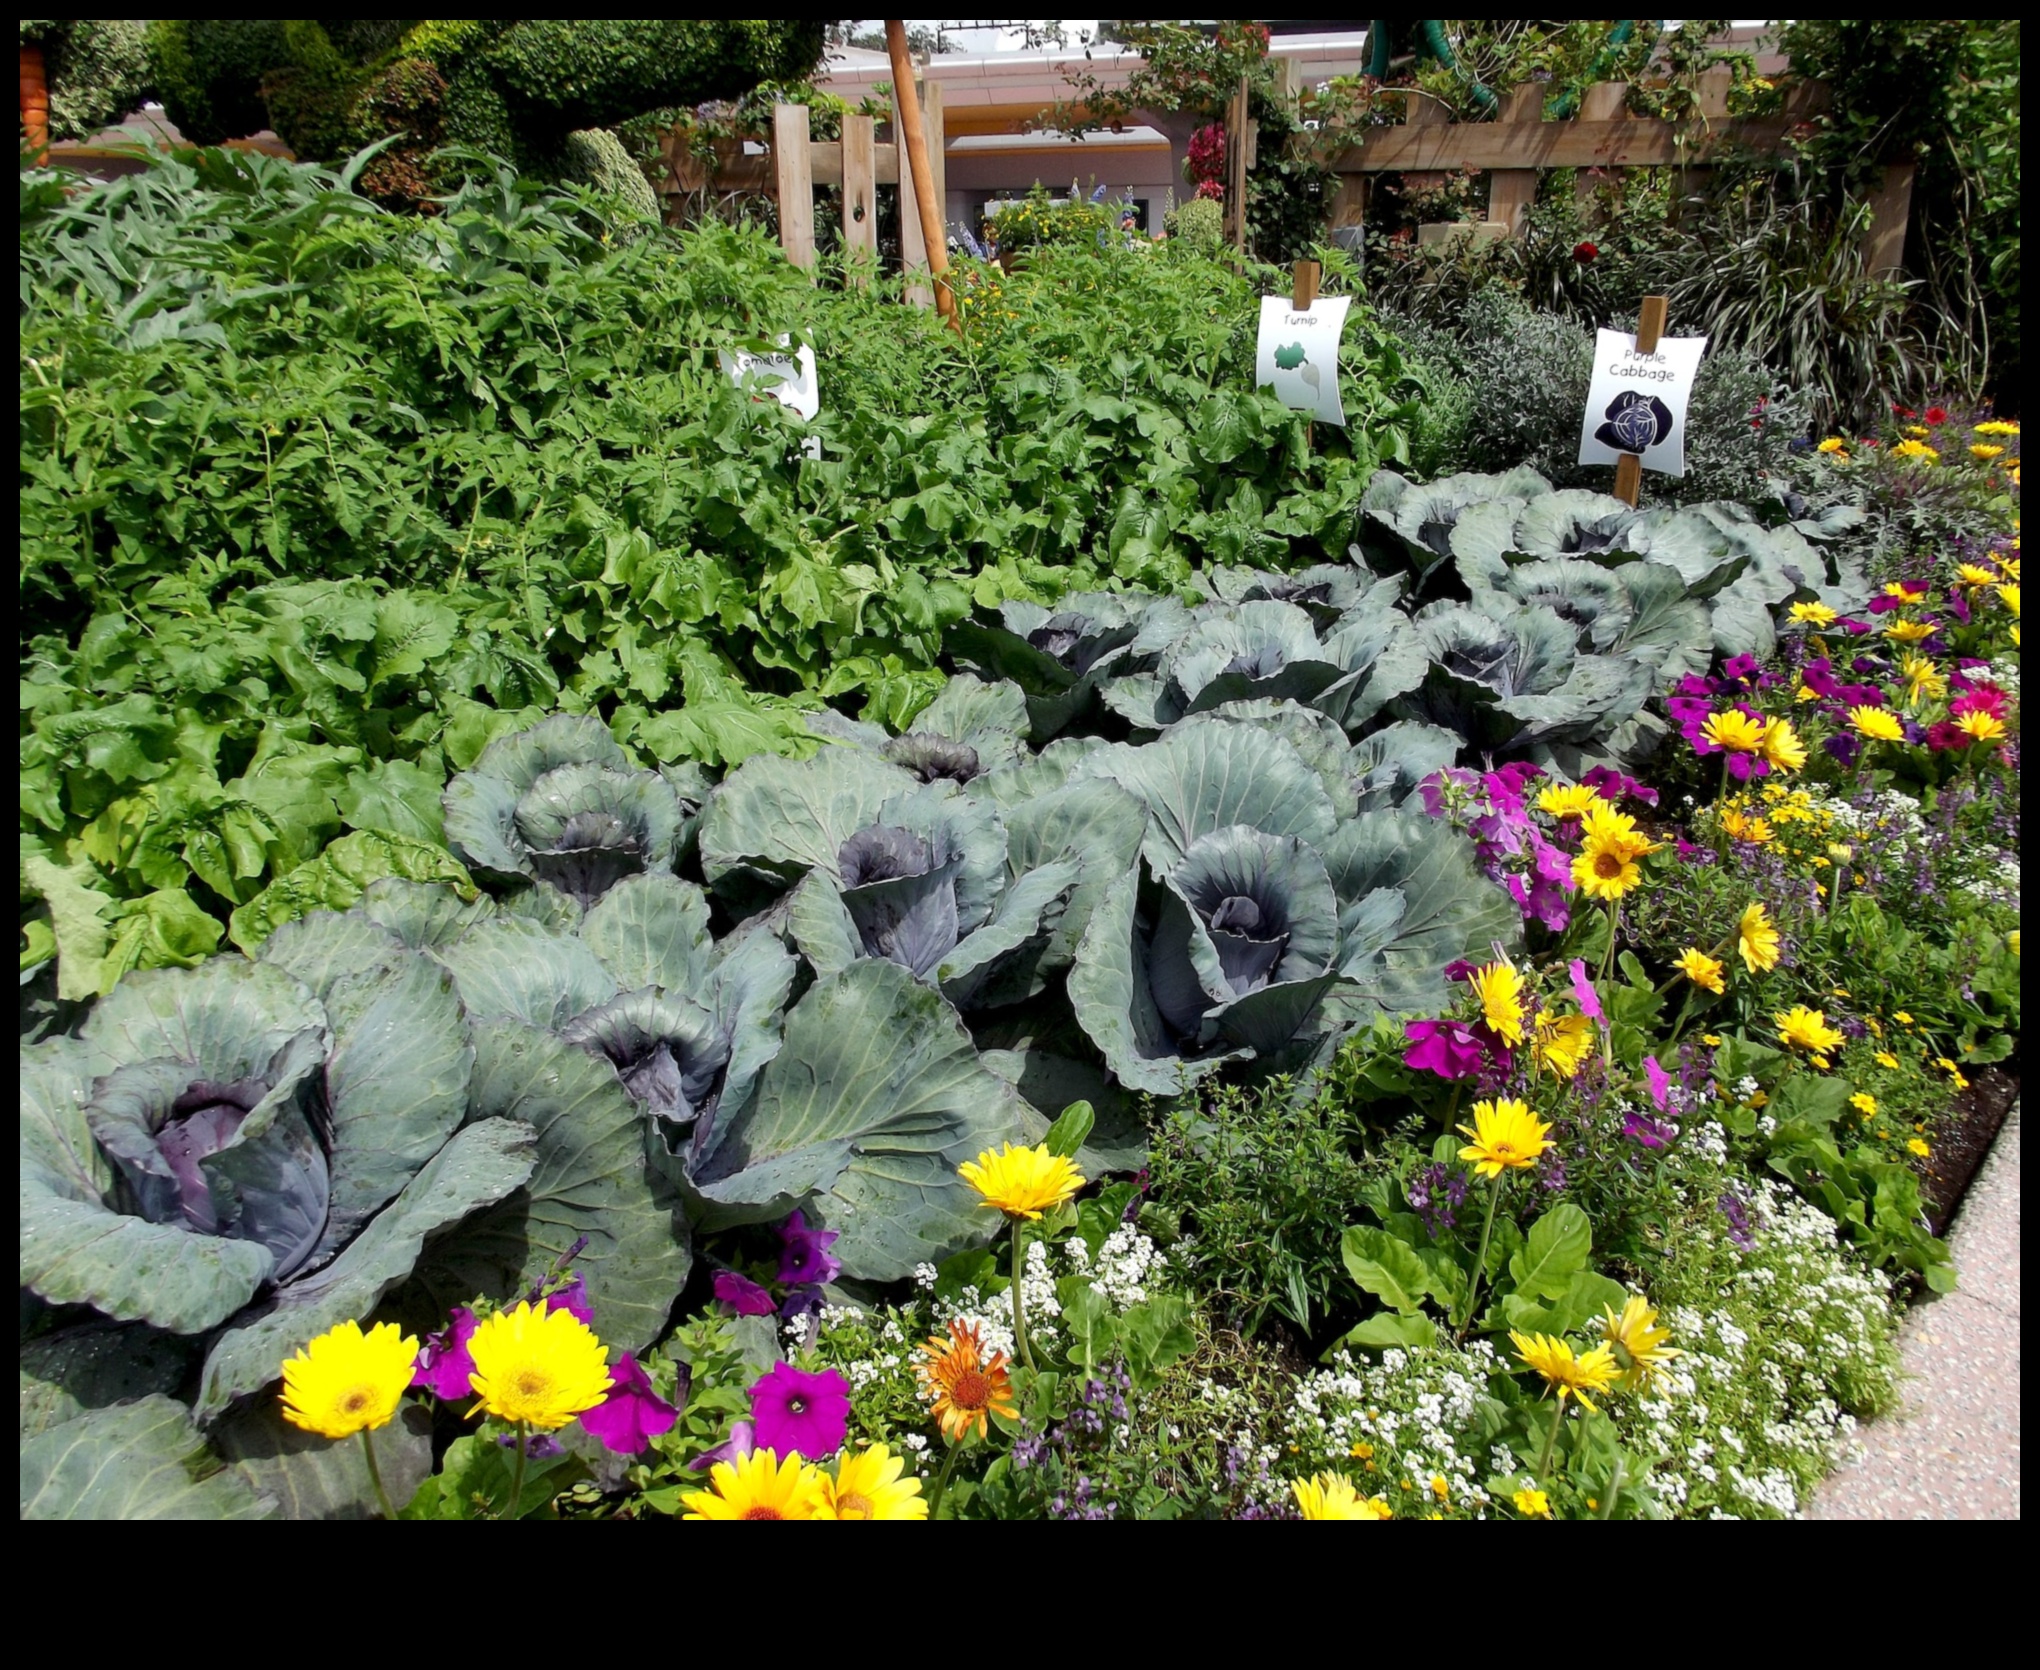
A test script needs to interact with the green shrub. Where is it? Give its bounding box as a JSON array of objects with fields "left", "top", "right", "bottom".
[
  {"left": 563, "top": 127, "right": 660, "bottom": 225},
  {"left": 21, "top": 20, "right": 153, "bottom": 142},
  {"left": 1170, "top": 196, "right": 1224, "bottom": 251},
  {"left": 145, "top": 19, "right": 286, "bottom": 145}
]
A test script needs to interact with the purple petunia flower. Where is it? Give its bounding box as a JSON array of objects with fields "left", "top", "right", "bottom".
[
  {"left": 580, "top": 1353, "right": 681, "bottom": 1455},
  {"left": 1643, "top": 1055, "right": 1672, "bottom": 1111},
  {"left": 496, "top": 1431, "right": 565, "bottom": 1459},
  {"left": 1403, "top": 1018, "right": 1486, "bottom": 1080},
  {"left": 748, "top": 1362, "right": 850, "bottom": 1458},
  {"left": 1623, "top": 1111, "right": 1678, "bottom": 1150},
  {"left": 1582, "top": 765, "right": 1658, "bottom": 808},
  {"left": 544, "top": 1272, "right": 593, "bottom": 1326},
  {"left": 1569, "top": 959, "right": 1605, "bottom": 1023},
  {"left": 689, "top": 1418, "right": 755, "bottom": 1473},
  {"left": 412, "top": 1307, "right": 478, "bottom": 1398},
  {"left": 777, "top": 1209, "right": 842, "bottom": 1287},
  {"left": 713, "top": 1270, "right": 778, "bottom": 1316}
]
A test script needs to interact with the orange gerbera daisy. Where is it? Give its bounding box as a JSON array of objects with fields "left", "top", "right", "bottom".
[{"left": 917, "top": 1320, "right": 1017, "bottom": 1443}]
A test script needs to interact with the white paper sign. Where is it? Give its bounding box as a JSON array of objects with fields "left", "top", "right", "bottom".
[
  {"left": 1255, "top": 294, "right": 1353, "bottom": 427},
  {"left": 719, "top": 340, "right": 819, "bottom": 422},
  {"left": 1577, "top": 327, "right": 1708, "bottom": 477}
]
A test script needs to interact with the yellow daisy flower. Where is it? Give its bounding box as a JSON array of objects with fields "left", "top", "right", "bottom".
[
  {"left": 1737, "top": 901, "right": 1782, "bottom": 973},
  {"left": 1775, "top": 1005, "right": 1847, "bottom": 1057},
  {"left": 1874, "top": 1050, "right": 1901, "bottom": 1069},
  {"left": 1600, "top": 1296, "right": 1681, "bottom": 1391},
  {"left": 1971, "top": 444, "right": 2005, "bottom": 461},
  {"left": 1849, "top": 706, "right": 1905, "bottom": 742},
  {"left": 1956, "top": 563, "right": 2000, "bottom": 588},
  {"left": 279, "top": 1319, "right": 419, "bottom": 1441},
  {"left": 1891, "top": 438, "right": 1939, "bottom": 463},
  {"left": 1536, "top": 782, "right": 1602, "bottom": 820},
  {"left": 813, "top": 1445, "right": 928, "bottom": 1520},
  {"left": 1997, "top": 581, "right": 2020, "bottom": 617},
  {"left": 1533, "top": 1012, "right": 1595, "bottom": 1079},
  {"left": 1758, "top": 717, "right": 1808, "bottom": 772},
  {"left": 1955, "top": 710, "right": 2007, "bottom": 745},
  {"left": 1293, "top": 1472, "right": 1393, "bottom": 1519},
  {"left": 1900, "top": 655, "right": 1947, "bottom": 703},
  {"left": 1884, "top": 618, "right": 1936, "bottom": 644},
  {"left": 465, "top": 1301, "right": 614, "bottom": 1430},
  {"left": 1815, "top": 437, "right": 1849, "bottom": 456},
  {"left": 1674, "top": 948, "right": 1726, "bottom": 994},
  {"left": 1974, "top": 420, "right": 2020, "bottom": 437},
  {"left": 958, "top": 1141, "right": 1085, "bottom": 1220},
  {"left": 1906, "top": 1137, "right": 1931, "bottom": 1158},
  {"left": 1571, "top": 837, "right": 1643, "bottom": 900},
  {"left": 1513, "top": 1488, "right": 1552, "bottom": 1518},
  {"left": 1509, "top": 1332, "right": 1620, "bottom": 1412},
  {"left": 917, "top": 1319, "right": 1018, "bottom": 1443},
  {"left": 1895, "top": 1011, "right": 1914, "bottom": 1024},
  {"left": 681, "top": 1448, "right": 824, "bottom": 1520},
  {"left": 1700, "top": 710, "right": 1767, "bottom": 753},
  {"left": 1789, "top": 600, "right": 1839, "bottom": 626},
  {"left": 1468, "top": 956, "right": 1527, "bottom": 1046},
  {"left": 1850, "top": 1093, "right": 1878, "bottom": 1116},
  {"left": 1718, "top": 808, "right": 1774, "bottom": 845},
  {"left": 1457, "top": 1097, "right": 1554, "bottom": 1179}
]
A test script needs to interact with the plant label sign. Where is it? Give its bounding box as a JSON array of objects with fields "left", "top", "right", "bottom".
[
  {"left": 719, "top": 340, "right": 820, "bottom": 422},
  {"left": 1577, "top": 327, "right": 1708, "bottom": 476},
  {"left": 1255, "top": 294, "right": 1353, "bottom": 427}
]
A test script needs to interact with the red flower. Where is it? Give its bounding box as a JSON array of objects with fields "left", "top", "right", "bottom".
[
  {"left": 1892, "top": 403, "right": 1916, "bottom": 418},
  {"left": 1923, "top": 406, "right": 1949, "bottom": 426},
  {"left": 1573, "top": 240, "right": 1598, "bottom": 263}
]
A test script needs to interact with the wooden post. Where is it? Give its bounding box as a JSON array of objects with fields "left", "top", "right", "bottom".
[
  {"left": 1227, "top": 74, "right": 1251, "bottom": 250},
  {"left": 1486, "top": 83, "right": 1543, "bottom": 237},
  {"left": 1293, "top": 259, "right": 1320, "bottom": 450},
  {"left": 887, "top": 22, "right": 953, "bottom": 321},
  {"left": 773, "top": 103, "right": 815, "bottom": 271},
  {"left": 21, "top": 42, "right": 50, "bottom": 163},
  {"left": 1612, "top": 294, "right": 1669, "bottom": 507},
  {"left": 841, "top": 112, "right": 877, "bottom": 284},
  {"left": 1863, "top": 161, "right": 1915, "bottom": 277},
  {"left": 1573, "top": 81, "right": 1628, "bottom": 217}
]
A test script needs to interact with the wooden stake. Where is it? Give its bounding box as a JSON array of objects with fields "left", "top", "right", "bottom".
[
  {"left": 886, "top": 21, "right": 954, "bottom": 323},
  {"left": 1614, "top": 294, "right": 1670, "bottom": 506},
  {"left": 1293, "top": 259, "right": 1320, "bottom": 452},
  {"left": 1227, "top": 74, "right": 1251, "bottom": 250},
  {"left": 841, "top": 112, "right": 877, "bottom": 285},
  {"left": 772, "top": 103, "right": 815, "bottom": 272}
]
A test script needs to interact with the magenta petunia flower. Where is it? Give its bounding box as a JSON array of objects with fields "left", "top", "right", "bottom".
[
  {"left": 411, "top": 1307, "right": 478, "bottom": 1398},
  {"left": 1403, "top": 1018, "right": 1486, "bottom": 1080},
  {"left": 713, "top": 1270, "right": 778, "bottom": 1316},
  {"left": 777, "top": 1209, "right": 842, "bottom": 1287},
  {"left": 748, "top": 1362, "right": 850, "bottom": 1458},
  {"left": 1582, "top": 765, "right": 1658, "bottom": 808},
  {"left": 1643, "top": 1054, "right": 1673, "bottom": 1111},
  {"left": 1569, "top": 959, "right": 1605, "bottom": 1023},
  {"left": 579, "top": 1353, "right": 680, "bottom": 1455}
]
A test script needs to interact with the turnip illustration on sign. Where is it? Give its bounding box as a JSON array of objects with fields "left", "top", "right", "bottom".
[
  {"left": 1577, "top": 327, "right": 1708, "bottom": 476},
  {"left": 719, "top": 339, "right": 820, "bottom": 421},
  {"left": 1255, "top": 293, "right": 1353, "bottom": 427}
]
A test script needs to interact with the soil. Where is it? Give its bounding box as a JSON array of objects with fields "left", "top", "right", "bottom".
[{"left": 1919, "top": 1056, "right": 2020, "bottom": 1237}]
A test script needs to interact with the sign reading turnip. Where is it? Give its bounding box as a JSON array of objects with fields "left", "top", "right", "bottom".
[
  {"left": 1255, "top": 294, "right": 1353, "bottom": 427},
  {"left": 1577, "top": 324, "right": 1707, "bottom": 478}
]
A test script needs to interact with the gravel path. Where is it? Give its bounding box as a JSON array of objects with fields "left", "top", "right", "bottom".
[{"left": 1807, "top": 1101, "right": 2021, "bottom": 1519}]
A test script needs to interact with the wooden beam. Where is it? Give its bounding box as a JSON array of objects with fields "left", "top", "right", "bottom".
[
  {"left": 773, "top": 102, "right": 815, "bottom": 272},
  {"left": 1323, "top": 113, "right": 1811, "bottom": 172},
  {"left": 1863, "top": 161, "right": 1915, "bottom": 276},
  {"left": 841, "top": 112, "right": 877, "bottom": 284}
]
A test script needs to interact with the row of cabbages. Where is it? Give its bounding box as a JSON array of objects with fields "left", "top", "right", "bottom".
[{"left": 20, "top": 468, "right": 1858, "bottom": 1428}]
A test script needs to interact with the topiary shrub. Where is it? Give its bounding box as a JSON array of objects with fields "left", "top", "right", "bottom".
[
  {"left": 1171, "top": 196, "right": 1224, "bottom": 251},
  {"left": 563, "top": 126, "right": 661, "bottom": 225},
  {"left": 21, "top": 20, "right": 153, "bottom": 142},
  {"left": 146, "top": 19, "right": 290, "bottom": 145}
]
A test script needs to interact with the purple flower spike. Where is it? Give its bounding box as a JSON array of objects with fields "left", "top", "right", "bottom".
[
  {"left": 544, "top": 1272, "right": 593, "bottom": 1326},
  {"left": 777, "top": 1209, "right": 843, "bottom": 1287},
  {"left": 1569, "top": 959, "right": 1605, "bottom": 1023},
  {"left": 1403, "top": 1019, "right": 1485, "bottom": 1081},
  {"left": 748, "top": 1362, "right": 850, "bottom": 1458},
  {"left": 713, "top": 1270, "right": 778, "bottom": 1316},
  {"left": 1643, "top": 1055, "right": 1672, "bottom": 1111},
  {"left": 412, "top": 1307, "right": 478, "bottom": 1398},
  {"left": 580, "top": 1353, "right": 681, "bottom": 1455}
]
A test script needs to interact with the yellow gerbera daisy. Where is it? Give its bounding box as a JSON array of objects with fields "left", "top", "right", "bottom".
[
  {"left": 917, "top": 1320, "right": 1017, "bottom": 1443},
  {"left": 1578, "top": 799, "right": 1655, "bottom": 852},
  {"left": 1955, "top": 710, "right": 2007, "bottom": 745},
  {"left": 1956, "top": 563, "right": 2000, "bottom": 588},
  {"left": 1674, "top": 948, "right": 1725, "bottom": 994},
  {"left": 1971, "top": 444, "right": 2005, "bottom": 461},
  {"left": 279, "top": 1319, "right": 419, "bottom": 1441},
  {"left": 1788, "top": 600, "right": 1838, "bottom": 626},
  {"left": 1884, "top": 618, "right": 1936, "bottom": 644},
  {"left": 1874, "top": 1050, "right": 1901, "bottom": 1069},
  {"left": 1737, "top": 902, "right": 1781, "bottom": 973},
  {"left": 681, "top": 1448, "right": 824, "bottom": 1520},
  {"left": 1900, "top": 655, "right": 1947, "bottom": 703},
  {"left": 1536, "top": 782, "right": 1602, "bottom": 821},
  {"left": 1815, "top": 437, "right": 1849, "bottom": 457},
  {"left": 1599, "top": 1296, "right": 1681, "bottom": 1391},
  {"left": 1775, "top": 1005, "right": 1847, "bottom": 1056},
  {"left": 1700, "top": 710, "right": 1766, "bottom": 753},
  {"left": 813, "top": 1445, "right": 928, "bottom": 1520},
  {"left": 1533, "top": 1012, "right": 1595, "bottom": 1079},
  {"left": 1758, "top": 717, "right": 1808, "bottom": 772},
  {"left": 1850, "top": 1093, "right": 1877, "bottom": 1115},
  {"left": 1718, "top": 808, "right": 1773, "bottom": 845},
  {"left": 1293, "top": 1472, "right": 1393, "bottom": 1519},
  {"left": 465, "top": 1301, "right": 613, "bottom": 1430},
  {"left": 1571, "top": 837, "right": 1642, "bottom": 901},
  {"left": 1997, "top": 581, "right": 2020, "bottom": 617},
  {"left": 1906, "top": 1137, "right": 1931, "bottom": 1158},
  {"left": 1468, "top": 956, "right": 1527, "bottom": 1046},
  {"left": 1513, "top": 1487, "right": 1552, "bottom": 1518},
  {"left": 1974, "top": 420, "right": 2020, "bottom": 437},
  {"left": 958, "top": 1141, "right": 1085, "bottom": 1220},
  {"left": 1890, "top": 438, "right": 1939, "bottom": 463},
  {"left": 1509, "top": 1331, "right": 1621, "bottom": 1412},
  {"left": 1457, "top": 1097, "right": 1554, "bottom": 1179},
  {"left": 1849, "top": 705, "right": 1904, "bottom": 742}
]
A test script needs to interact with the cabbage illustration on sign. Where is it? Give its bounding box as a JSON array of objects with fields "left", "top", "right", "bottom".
[
  {"left": 1576, "top": 327, "right": 1707, "bottom": 476},
  {"left": 1256, "top": 294, "right": 1352, "bottom": 427}
]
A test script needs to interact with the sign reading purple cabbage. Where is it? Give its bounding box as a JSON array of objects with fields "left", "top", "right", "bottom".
[{"left": 1576, "top": 326, "right": 1707, "bottom": 477}]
